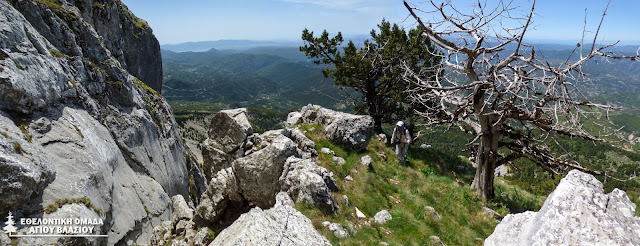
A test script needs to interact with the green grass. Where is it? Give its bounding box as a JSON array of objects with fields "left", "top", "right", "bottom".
[
  {"left": 295, "top": 124, "right": 544, "bottom": 245},
  {"left": 13, "top": 60, "right": 27, "bottom": 70},
  {"left": 44, "top": 197, "right": 103, "bottom": 215},
  {"left": 134, "top": 77, "right": 159, "bottom": 96},
  {"left": 92, "top": 2, "right": 105, "bottom": 10},
  {"left": 49, "top": 48, "right": 65, "bottom": 58},
  {"left": 12, "top": 142, "right": 22, "bottom": 154}
]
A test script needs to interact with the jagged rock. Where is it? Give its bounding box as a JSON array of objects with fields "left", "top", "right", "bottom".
[
  {"left": 282, "top": 128, "right": 317, "bottom": 158},
  {"left": 195, "top": 167, "right": 241, "bottom": 224},
  {"left": 279, "top": 157, "right": 338, "bottom": 214},
  {"left": 202, "top": 108, "right": 253, "bottom": 180},
  {"left": 333, "top": 156, "right": 346, "bottom": 165},
  {"left": 234, "top": 135, "right": 299, "bottom": 208},
  {"left": 285, "top": 112, "right": 303, "bottom": 127},
  {"left": 174, "top": 220, "right": 195, "bottom": 236},
  {"left": 0, "top": 1, "right": 194, "bottom": 245},
  {"left": 345, "top": 175, "right": 353, "bottom": 181},
  {"left": 485, "top": 170, "right": 640, "bottom": 246},
  {"left": 322, "top": 221, "right": 331, "bottom": 227},
  {"left": 355, "top": 207, "right": 367, "bottom": 219},
  {"left": 429, "top": 235, "right": 445, "bottom": 246},
  {"left": 328, "top": 223, "right": 350, "bottom": 239},
  {"left": 360, "top": 155, "right": 372, "bottom": 166},
  {"left": 211, "top": 192, "right": 331, "bottom": 245},
  {"left": 150, "top": 221, "right": 173, "bottom": 246},
  {"left": 374, "top": 210, "right": 392, "bottom": 224},
  {"left": 172, "top": 195, "right": 194, "bottom": 225},
  {"left": 494, "top": 164, "right": 509, "bottom": 177},
  {"left": 297, "top": 104, "right": 374, "bottom": 151},
  {"left": 193, "top": 227, "right": 214, "bottom": 246},
  {"left": 342, "top": 195, "right": 350, "bottom": 207},
  {"left": 424, "top": 206, "right": 442, "bottom": 221}
]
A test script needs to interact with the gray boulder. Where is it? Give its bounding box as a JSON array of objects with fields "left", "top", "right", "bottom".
[
  {"left": 211, "top": 192, "right": 331, "bottom": 246},
  {"left": 202, "top": 108, "right": 253, "bottom": 181},
  {"left": 279, "top": 157, "right": 338, "bottom": 213},
  {"left": 195, "top": 167, "right": 242, "bottom": 224},
  {"left": 485, "top": 170, "right": 640, "bottom": 246},
  {"left": 172, "top": 195, "right": 194, "bottom": 225},
  {"left": 297, "top": 104, "right": 374, "bottom": 151},
  {"left": 373, "top": 210, "right": 392, "bottom": 224},
  {"left": 285, "top": 112, "right": 303, "bottom": 127},
  {"left": 233, "top": 135, "right": 299, "bottom": 208},
  {"left": 327, "top": 223, "right": 350, "bottom": 239}
]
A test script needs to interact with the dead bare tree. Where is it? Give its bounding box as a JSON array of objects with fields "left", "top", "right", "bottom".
[{"left": 402, "top": 0, "right": 639, "bottom": 199}]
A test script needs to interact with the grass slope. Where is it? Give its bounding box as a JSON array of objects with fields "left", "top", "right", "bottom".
[{"left": 296, "top": 124, "right": 545, "bottom": 245}]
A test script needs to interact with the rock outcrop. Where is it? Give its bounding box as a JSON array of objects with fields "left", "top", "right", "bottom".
[
  {"left": 287, "top": 104, "right": 374, "bottom": 151},
  {"left": 485, "top": 170, "right": 640, "bottom": 245},
  {"left": 210, "top": 192, "right": 331, "bottom": 246},
  {"left": 0, "top": 1, "right": 201, "bottom": 245},
  {"left": 201, "top": 108, "right": 253, "bottom": 181},
  {"left": 195, "top": 117, "right": 339, "bottom": 225}
]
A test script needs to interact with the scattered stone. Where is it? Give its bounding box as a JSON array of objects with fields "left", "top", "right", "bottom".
[
  {"left": 345, "top": 175, "right": 353, "bottom": 181},
  {"left": 379, "top": 242, "right": 389, "bottom": 246},
  {"left": 429, "top": 235, "right": 445, "bottom": 245},
  {"left": 485, "top": 170, "right": 640, "bottom": 246},
  {"left": 389, "top": 196, "right": 401, "bottom": 204},
  {"left": 193, "top": 227, "right": 214, "bottom": 246},
  {"left": 355, "top": 207, "right": 367, "bottom": 219},
  {"left": 389, "top": 178, "right": 400, "bottom": 185},
  {"left": 424, "top": 206, "right": 442, "bottom": 221},
  {"left": 328, "top": 223, "right": 350, "bottom": 239},
  {"left": 360, "top": 155, "right": 372, "bottom": 166},
  {"left": 373, "top": 210, "right": 392, "bottom": 224},
  {"left": 482, "top": 207, "right": 503, "bottom": 219},
  {"left": 320, "top": 147, "right": 335, "bottom": 155},
  {"left": 419, "top": 144, "right": 433, "bottom": 149},
  {"left": 333, "top": 156, "right": 346, "bottom": 165},
  {"left": 322, "top": 221, "right": 331, "bottom": 227},
  {"left": 377, "top": 133, "right": 387, "bottom": 144},
  {"left": 494, "top": 164, "right": 509, "bottom": 177},
  {"left": 378, "top": 152, "right": 387, "bottom": 159},
  {"left": 342, "top": 195, "right": 350, "bottom": 207}
]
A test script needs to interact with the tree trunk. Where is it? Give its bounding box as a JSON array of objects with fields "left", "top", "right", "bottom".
[
  {"left": 364, "top": 79, "right": 383, "bottom": 133},
  {"left": 471, "top": 114, "right": 500, "bottom": 199}
]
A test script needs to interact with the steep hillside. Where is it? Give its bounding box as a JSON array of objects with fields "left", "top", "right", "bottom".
[{"left": 0, "top": 0, "right": 201, "bottom": 245}]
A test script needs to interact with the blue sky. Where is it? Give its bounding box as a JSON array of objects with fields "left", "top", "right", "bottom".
[{"left": 121, "top": 0, "right": 640, "bottom": 45}]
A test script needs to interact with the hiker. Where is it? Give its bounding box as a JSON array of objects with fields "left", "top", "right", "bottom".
[{"left": 392, "top": 121, "right": 411, "bottom": 165}]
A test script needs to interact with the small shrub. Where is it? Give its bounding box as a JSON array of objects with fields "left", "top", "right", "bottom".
[
  {"left": 49, "top": 48, "right": 65, "bottom": 58},
  {"left": 12, "top": 142, "right": 22, "bottom": 154}
]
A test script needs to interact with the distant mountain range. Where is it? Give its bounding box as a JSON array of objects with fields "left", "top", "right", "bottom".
[{"left": 161, "top": 47, "right": 347, "bottom": 111}]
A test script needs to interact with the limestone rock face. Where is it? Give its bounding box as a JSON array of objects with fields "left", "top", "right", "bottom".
[
  {"left": 0, "top": 1, "right": 197, "bottom": 245},
  {"left": 485, "top": 170, "right": 640, "bottom": 246},
  {"left": 279, "top": 156, "right": 338, "bottom": 213},
  {"left": 233, "top": 135, "right": 299, "bottom": 208},
  {"left": 210, "top": 192, "right": 331, "bottom": 246},
  {"left": 202, "top": 108, "right": 253, "bottom": 180},
  {"left": 297, "top": 104, "right": 374, "bottom": 151}
]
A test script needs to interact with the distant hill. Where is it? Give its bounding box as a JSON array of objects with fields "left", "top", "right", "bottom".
[
  {"left": 161, "top": 40, "right": 301, "bottom": 52},
  {"left": 161, "top": 47, "right": 347, "bottom": 111}
]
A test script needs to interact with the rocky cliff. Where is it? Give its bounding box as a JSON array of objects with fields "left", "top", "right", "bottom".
[
  {"left": 0, "top": 0, "right": 196, "bottom": 245},
  {"left": 486, "top": 170, "right": 640, "bottom": 245}
]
